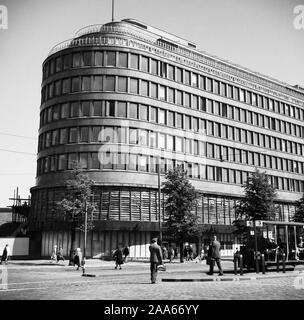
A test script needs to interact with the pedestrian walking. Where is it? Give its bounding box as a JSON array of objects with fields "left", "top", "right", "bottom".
[
  {"left": 188, "top": 245, "right": 193, "bottom": 261},
  {"left": 1, "top": 244, "right": 9, "bottom": 265},
  {"left": 162, "top": 246, "right": 168, "bottom": 260},
  {"left": 56, "top": 246, "right": 65, "bottom": 262},
  {"left": 113, "top": 244, "right": 124, "bottom": 270},
  {"left": 168, "top": 246, "right": 175, "bottom": 263},
  {"left": 207, "top": 235, "right": 223, "bottom": 276},
  {"left": 50, "top": 245, "right": 57, "bottom": 262},
  {"left": 73, "top": 248, "right": 82, "bottom": 270},
  {"left": 149, "top": 237, "right": 163, "bottom": 284},
  {"left": 123, "top": 245, "right": 130, "bottom": 263}
]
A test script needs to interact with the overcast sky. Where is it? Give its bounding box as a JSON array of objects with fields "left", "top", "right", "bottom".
[{"left": 0, "top": 0, "right": 303, "bottom": 207}]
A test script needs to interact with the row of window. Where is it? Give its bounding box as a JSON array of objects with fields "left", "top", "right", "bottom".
[
  {"left": 43, "top": 50, "right": 304, "bottom": 120},
  {"left": 38, "top": 125, "right": 304, "bottom": 175},
  {"left": 39, "top": 100, "right": 304, "bottom": 157},
  {"left": 41, "top": 75, "right": 304, "bottom": 139},
  {"left": 36, "top": 152, "right": 304, "bottom": 193}
]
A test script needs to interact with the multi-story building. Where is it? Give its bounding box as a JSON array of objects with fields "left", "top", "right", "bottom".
[{"left": 29, "top": 19, "right": 304, "bottom": 258}]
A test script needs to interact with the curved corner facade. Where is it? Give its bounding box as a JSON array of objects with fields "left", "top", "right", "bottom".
[{"left": 29, "top": 19, "right": 304, "bottom": 258}]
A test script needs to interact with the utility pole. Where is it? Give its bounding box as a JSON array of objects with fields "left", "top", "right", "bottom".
[{"left": 83, "top": 199, "right": 88, "bottom": 271}]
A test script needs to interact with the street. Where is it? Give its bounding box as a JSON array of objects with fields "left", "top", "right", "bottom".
[{"left": 0, "top": 260, "right": 304, "bottom": 300}]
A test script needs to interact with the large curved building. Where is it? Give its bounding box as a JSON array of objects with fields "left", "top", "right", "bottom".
[{"left": 29, "top": 19, "right": 304, "bottom": 258}]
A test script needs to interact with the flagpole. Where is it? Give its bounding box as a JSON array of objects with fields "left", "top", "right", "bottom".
[{"left": 112, "top": 0, "right": 114, "bottom": 22}]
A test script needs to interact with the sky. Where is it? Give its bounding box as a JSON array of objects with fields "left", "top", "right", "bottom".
[{"left": 0, "top": 0, "right": 303, "bottom": 207}]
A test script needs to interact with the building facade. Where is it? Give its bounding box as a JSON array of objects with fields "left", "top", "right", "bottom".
[{"left": 29, "top": 19, "right": 304, "bottom": 258}]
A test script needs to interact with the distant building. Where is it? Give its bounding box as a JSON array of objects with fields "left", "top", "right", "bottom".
[{"left": 29, "top": 19, "right": 304, "bottom": 258}]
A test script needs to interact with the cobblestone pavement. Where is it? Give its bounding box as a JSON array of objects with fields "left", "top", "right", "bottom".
[{"left": 0, "top": 260, "right": 304, "bottom": 300}]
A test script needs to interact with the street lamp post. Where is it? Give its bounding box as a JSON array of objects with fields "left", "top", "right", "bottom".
[
  {"left": 82, "top": 199, "right": 88, "bottom": 272},
  {"left": 158, "top": 155, "right": 162, "bottom": 244},
  {"left": 253, "top": 220, "right": 259, "bottom": 273}
]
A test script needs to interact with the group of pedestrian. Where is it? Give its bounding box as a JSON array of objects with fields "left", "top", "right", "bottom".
[
  {"left": 183, "top": 244, "right": 194, "bottom": 261},
  {"left": 50, "top": 245, "right": 65, "bottom": 263},
  {"left": 112, "top": 244, "right": 129, "bottom": 270}
]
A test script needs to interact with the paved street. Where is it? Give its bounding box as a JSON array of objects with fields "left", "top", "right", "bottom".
[{"left": 0, "top": 259, "right": 304, "bottom": 300}]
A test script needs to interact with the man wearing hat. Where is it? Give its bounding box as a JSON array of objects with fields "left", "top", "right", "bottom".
[{"left": 149, "top": 237, "right": 163, "bottom": 284}]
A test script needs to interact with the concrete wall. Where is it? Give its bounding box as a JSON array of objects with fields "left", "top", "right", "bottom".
[{"left": 0, "top": 238, "right": 29, "bottom": 256}]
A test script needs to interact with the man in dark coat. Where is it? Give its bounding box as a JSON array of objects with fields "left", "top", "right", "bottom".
[
  {"left": 207, "top": 235, "right": 223, "bottom": 276},
  {"left": 149, "top": 238, "right": 163, "bottom": 284}
]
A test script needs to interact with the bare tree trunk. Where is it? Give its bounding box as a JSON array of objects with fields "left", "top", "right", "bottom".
[
  {"left": 69, "top": 221, "right": 76, "bottom": 266},
  {"left": 179, "top": 242, "right": 184, "bottom": 263}
]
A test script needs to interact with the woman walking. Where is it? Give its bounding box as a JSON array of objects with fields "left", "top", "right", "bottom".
[{"left": 113, "top": 244, "right": 124, "bottom": 270}]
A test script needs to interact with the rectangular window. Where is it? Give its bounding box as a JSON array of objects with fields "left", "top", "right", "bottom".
[
  {"left": 58, "top": 154, "right": 67, "bottom": 170},
  {"left": 105, "top": 51, "right": 116, "bottom": 66},
  {"left": 72, "top": 53, "right": 81, "bottom": 67},
  {"left": 168, "top": 111, "right": 174, "bottom": 127},
  {"left": 130, "top": 78, "right": 139, "bottom": 94},
  {"left": 107, "top": 101, "right": 115, "bottom": 117},
  {"left": 176, "top": 68, "right": 182, "bottom": 82},
  {"left": 117, "top": 102, "right": 127, "bottom": 117},
  {"left": 168, "top": 65, "right": 175, "bottom": 80},
  {"left": 175, "top": 137, "right": 183, "bottom": 152},
  {"left": 83, "top": 52, "right": 93, "bottom": 66},
  {"left": 184, "top": 70, "right": 190, "bottom": 85},
  {"left": 91, "top": 153, "right": 100, "bottom": 169},
  {"left": 139, "top": 155, "right": 148, "bottom": 172},
  {"left": 193, "top": 95, "right": 199, "bottom": 110},
  {"left": 129, "top": 103, "right": 138, "bottom": 119},
  {"left": 185, "top": 116, "right": 191, "bottom": 130},
  {"left": 81, "top": 101, "right": 90, "bottom": 116},
  {"left": 151, "top": 83, "right": 157, "bottom": 98},
  {"left": 62, "top": 78, "right": 70, "bottom": 94},
  {"left": 130, "top": 53, "right": 139, "bottom": 69},
  {"left": 168, "top": 88, "right": 174, "bottom": 103},
  {"left": 139, "top": 130, "right": 148, "bottom": 145},
  {"left": 93, "top": 101, "right": 102, "bottom": 116},
  {"left": 80, "top": 127, "right": 89, "bottom": 142},
  {"left": 159, "top": 85, "right": 166, "bottom": 100},
  {"left": 54, "top": 80, "right": 61, "bottom": 96},
  {"left": 206, "top": 78, "right": 212, "bottom": 92},
  {"left": 141, "top": 56, "right": 149, "bottom": 72},
  {"left": 176, "top": 113, "right": 183, "bottom": 128},
  {"left": 71, "top": 77, "right": 80, "bottom": 92},
  {"left": 176, "top": 90, "right": 182, "bottom": 105},
  {"left": 129, "top": 128, "right": 138, "bottom": 144},
  {"left": 61, "top": 103, "right": 69, "bottom": 119},
  {"left": 141, "top": 80, "right": 149, "bottom": 96},
  {"left": 82, "top": 76, "right": 91, "bottom": 91},
  {"left": 104, "top": 76, "right": 115, "bottom": 91},
  {"left": 151, "top": 59, "right": 158, "bottom": 75},
  {"left": 63, "top": 54, "right": 71, "bottom": 70},
  {"left": 69, "top": 128, "right": 78, "bottom": 143},
  {"left": 159, "top": 109, "right": 166, "bottom": 125},
  {"left": 118, "top": 76, "right": 127, "bottom": 92},
  {"left": 59, "top": 128, "right": 68, "bottom": 144},
  {"left": 94, "top": 51, "right": 103, "bottom": 66},
  {"left": 150, "top": 107, "right": 157, "bottom": 122},
  {"left": 91, "top": 126, "right": 101, "bottom": 142},
  {"left": 192, "top": 73, "right": 198, "bottom": 87},
  {"left": 118, "top": 52, "right": 128, "bottom": 68},
  {"left": 149, "top": 131, "right": 157, "bottom": 147},
  {"left": 167, "top": 135, "right": 174, "bottom": 150},
  {"left": 159, "top": 133, "right": 165, "bottom": 149},
  {"left": 184, "top": 93, "right": 191, "bottom": 107},
  {"left": 213, "top": 80, "right": 219, "bottom": 94},
  {"left": 71, "top": 102, "right": 80, "bottom": 117},
  {"left": 139, "top": 104, "right": 148, "bottom": 121},
  {"left": 92, "top": 76, "right": 102, "bottom": 91}
]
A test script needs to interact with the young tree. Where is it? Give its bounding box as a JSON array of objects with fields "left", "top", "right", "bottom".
[
  {"left": 57, "top": 165, "right": 95, "bottom": 265},
  {"left": 162, "top": 165, "right": 200, "bottom": 263},
  {"left": 234, "top": 170, "right": 277, "bottom": 222},
  {"left": 293, "top": 195, "right": 304, "bottom": 223}
]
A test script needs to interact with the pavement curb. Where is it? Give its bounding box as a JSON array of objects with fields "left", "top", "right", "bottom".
[{"left": 162, "top": 271, "right": 304, "bottom": 282}]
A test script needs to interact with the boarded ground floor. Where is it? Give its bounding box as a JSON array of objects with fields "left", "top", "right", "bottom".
[{"left": 40, "top": 228, "right": 240, "bottom": 259}]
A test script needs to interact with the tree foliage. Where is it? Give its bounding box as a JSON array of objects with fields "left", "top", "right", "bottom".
[
  {"left": 293, "top": 194, "right": 304, "bottom": 223},
  {"left": 234, "top": 170, "right": 277, "bottom": 221},
  {"left": 57, "top": 166, "right": 96, "bottom": 230},
  {"left": 163, "top": 165, "right": 200, "bottom": 249}
]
